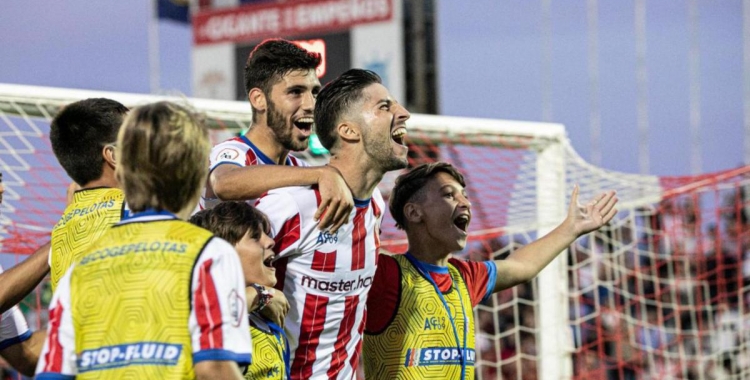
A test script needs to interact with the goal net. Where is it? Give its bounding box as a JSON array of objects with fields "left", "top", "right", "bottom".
[{"left": 0, "top": 83, "right": 748, "bottom": 380}]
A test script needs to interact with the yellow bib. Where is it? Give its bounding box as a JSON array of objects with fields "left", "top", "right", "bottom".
[
  {"left": 364, "top": 254, "right": 476, "bottom": 380},
  {"left": 70, "top": 219, "right": 213, "bottom": 379},
  {"left": 245, "top": 313, "right": 287, "bottom": 380},
  {"left": 50, "top": 187, "right": 125, "bottom": 291}
]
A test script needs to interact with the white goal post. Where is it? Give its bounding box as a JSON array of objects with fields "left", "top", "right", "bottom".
[{"left": 3, "top": 83, "right": 748, "bottom": 380}]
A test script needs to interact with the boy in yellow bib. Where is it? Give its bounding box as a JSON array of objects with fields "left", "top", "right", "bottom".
[
  {"left": 364, "top": 162, "right": 618, "bottom": 379},
  {"left": 36, "top": 102, "right": 252, "bottom": 380},
  {"left": 191, "top": 201, "right": 291, "bottom": 380}
]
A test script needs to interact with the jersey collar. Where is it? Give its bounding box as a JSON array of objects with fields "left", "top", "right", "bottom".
[
  {"left": 119, "top": 208, "right": 178, "bottom": 224},
  {"left": 240, "top": 135, "right": 294, "bottom": 166}
]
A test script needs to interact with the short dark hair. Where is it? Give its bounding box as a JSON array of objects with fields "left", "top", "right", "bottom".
[
  {"left": 314, "top": 69, "right": 382, "bottom": 151},
  {"left": 244, "top": 39, "right": 321, "bottom": 116},
  {"left": 389, "top": 162, "right": 466, "bottom": 230},
  {"left": 50, "top": 98, "right": 128, "bottom": 186},
  {"left": 189, "top": 201, "right": 271, "bottom": 245}
]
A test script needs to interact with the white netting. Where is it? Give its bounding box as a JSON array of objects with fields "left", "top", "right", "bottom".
[{"left": 1, "top": 83, "right": 748, "bottom": 380}]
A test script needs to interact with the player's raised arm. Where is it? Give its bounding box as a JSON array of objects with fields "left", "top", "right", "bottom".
[{"left": 491, "top": 185, "right": 617, "bottom": 292}]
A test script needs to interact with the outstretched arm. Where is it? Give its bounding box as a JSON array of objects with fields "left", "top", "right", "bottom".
[
  {"left": 210, "top": 164, "right": 354, "bottom": 232},
  {"left": 492, "top": 186, "right": 617, "bottom": 292},
  {"left": 0, "top": 242, "right": 50, "bottom": 313},
  {"left": 0, "top": 330, "right": 46, "bottom": 376}
]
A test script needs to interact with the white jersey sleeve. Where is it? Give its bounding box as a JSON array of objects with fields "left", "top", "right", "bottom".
[
  {"left": 189, "top": 237, "right": 252, "bottom": 366},
  {"left": 208, "top": 139, "right": 248, "bottom": 172},
  {"left": 0, "top": 264, "right": 31, "bottom": 352},
  {"left": 35, "top": 266, "right": 77, "bottom": 379},
  {"left": 255, "top": 190, "right": 305, "bottom": 258}
]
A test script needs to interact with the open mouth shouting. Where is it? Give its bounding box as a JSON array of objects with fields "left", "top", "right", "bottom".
[
  {"left": 453, "top": 213, "right": 471, "bottom": 235},
  {"left": 294, "top": 116, "right": 314, "bottom": 137},
  {"left": 391, "top": 126, "right": 407, "bottom": 146}
]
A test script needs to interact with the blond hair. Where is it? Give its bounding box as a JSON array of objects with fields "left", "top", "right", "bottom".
[{"left": 116, "top": 101, "right": 209, "bottom": 215}]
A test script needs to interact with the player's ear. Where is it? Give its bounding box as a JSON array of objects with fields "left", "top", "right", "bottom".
[
  {"left": 102, "top": 144, "right": 116, "bottom": 169},
  {"left": 403, "top": 202, "right": 422, "bottom": 224},
  {"left": 248, "top": 88, "right": 266, "bottom": 112},
  {"left": 337, "top": 123, "right": 360, "bottom": 143}
]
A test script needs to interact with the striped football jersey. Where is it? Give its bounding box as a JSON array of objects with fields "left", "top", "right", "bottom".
[
  {"left": 256, "top": 186, "right": 384, "bottom": 380},
  {"left": 200, "top": 135, "right": 307, "bottom": 210}
]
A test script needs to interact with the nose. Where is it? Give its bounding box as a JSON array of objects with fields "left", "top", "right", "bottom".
[
  {"left": 302, "top": 91, "right": 315, "bottom": 112},
  {"left": 458, "top": 193, "right": 471, "bottom": 210},
  {"left": 394, "top": 103, "right": 410, "bottom": 123},
  {"left": 263, "top": 233, "right": 275, "bottom": 250}
]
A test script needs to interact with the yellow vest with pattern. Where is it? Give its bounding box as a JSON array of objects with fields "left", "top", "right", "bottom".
[
  {"left": 70, "top": 219, "right": 213, "bottom": 379},
  {"left": 245, "top": 313, "right": 287, "bottom": 380},
  {"left": 50, "top": 187, "right": 125, "bottom": 291},
  {"left": 364, "top": 254, "right": 476, "bottom": 380}
]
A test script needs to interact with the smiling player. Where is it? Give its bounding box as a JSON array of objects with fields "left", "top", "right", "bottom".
[{"left": 202, "top": 39, "right": 353, "bottom": 233}]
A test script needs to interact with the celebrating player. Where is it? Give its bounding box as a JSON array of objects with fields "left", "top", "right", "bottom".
[
  {"left": 202, "top": 38, "right": 353, "bottom": 233},
  {"left": 48, "top": 98, "right": 129, "bottom": 291},
  {"left": 36, "top": 102, "right": 252, "bottom": 379},
  {"left": 254, "top": 68, "right": 410, "bottom": 379},
  {"left": 190, "top": 201, "right": 291, "bottom": 380},
  {"left": 363, "top": 162, "right": 618, "bottom": 379}
]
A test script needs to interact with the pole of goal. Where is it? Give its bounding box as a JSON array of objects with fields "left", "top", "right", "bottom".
[{"left": 536, "top": 140, "right": 572, "bottom": 380}]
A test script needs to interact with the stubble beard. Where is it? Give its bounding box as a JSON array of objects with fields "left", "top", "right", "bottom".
[{"left": 267, "top": 99, "right": 308, "bottom": 152}]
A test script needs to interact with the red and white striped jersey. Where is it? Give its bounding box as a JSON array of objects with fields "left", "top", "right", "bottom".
[
  {"left": 255, "top": 186, "right": 384, "bottom": 380},
  {"left": 200, "top": 135, "right": 308, "bottom": 210}
]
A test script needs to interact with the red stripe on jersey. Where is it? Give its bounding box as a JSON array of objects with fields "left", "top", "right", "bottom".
[
  {"left": 288, "top": 155, "right": 300, "bottom": 166},
  {"left": 312, "top": 250, "right": 337, "bottom": 272},
  {"left": 273, "top": 256, "right": 289, "bottom": 291},
  {"left": 350, "top": 208, "right": 367, "bottom": 270},
  {"left": 195, "top": 259, "right": 224, "bottom": 350},
  {"left": 312, "top": 187, "right": 321, "bottom": 207},
  {"left": 292, "top": 294, "right": 329, "bottom": 380},
  {"left": 245, "top": 148, "right": 258, "bottom": 166},
  {"left": 371, "top": 198, "right": 381, "bottom": 217},
  {"left": 43, "top": 300, "right": 64, "bottom": 373},
  {"left": 327, "top": 296, "right": 359, "bottom": 379},
  {"left": 274, "top": 213, "right": 301, "bottom": 254},
  {"left": 348, "top": 308, "right": 366, "bottom": 371}
]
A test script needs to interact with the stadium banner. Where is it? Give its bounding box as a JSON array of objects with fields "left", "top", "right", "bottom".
[
  {"left": 192, "top": 0, "right": 393, "bottom": 45},
  {"left": 192, "top": 0, "right": 403, "bottom": 104}
]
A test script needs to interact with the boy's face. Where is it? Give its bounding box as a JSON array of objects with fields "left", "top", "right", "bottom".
[{"left": 235, "top": 229, "right": 277, "bottom": 288}]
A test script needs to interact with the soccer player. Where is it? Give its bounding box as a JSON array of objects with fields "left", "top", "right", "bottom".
[
  {"left": 255, "top": 68, "right": 410, "bottom": 380},
  {"left": 190, "top": 201, "right": 290, "bottom": 380},
  {"left": 363, "top": 162, "right": 618, "bottom": 379},
  {"left": 48, "top": 98, "right": 129, "bottom": 291},
  {"left": 202, "top": 38, "right": 354, "bottom": 233},
  {"left": 35, "top": 102, "right": 252, "bottom": 379}
]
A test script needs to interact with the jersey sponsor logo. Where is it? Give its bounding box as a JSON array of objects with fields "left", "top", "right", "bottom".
[
  {"left": 424, "top": 316, "right": 447, "bottom": 330},
  {"left": 79, "top": 240, "right": 188, "bottom": 265},
  {"left": 300, "top": 274, "right": 372, "bottom": 293},
  {"left": 77, "top": 342, "right": 182, "bottom": 372},
  {"left": 403, "top": 347, "right": 475, "bottom": 367},
  {"left": 217, "top": 148, "right": 239, "bottom": 160},
  {"left": 316, "top": 230, "right": 338, "bottom": 244},
  {"left": 56, "top": 199, "right": 117, "bottom": 227}
]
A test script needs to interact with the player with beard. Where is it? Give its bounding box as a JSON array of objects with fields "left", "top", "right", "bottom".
[
  {"left": 254, "top": 69, "right": 410, "bottom": 379},
  {"left": 202, "top": 39, "right": 354, "bottom": 234}
]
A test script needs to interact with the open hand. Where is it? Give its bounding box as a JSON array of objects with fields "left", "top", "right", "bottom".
[
  {"left": 569, "top": 185, "right": 618, "bottom": 236},
  {"left": 315, "top": 166, "right": 354, "bottom": 233}
]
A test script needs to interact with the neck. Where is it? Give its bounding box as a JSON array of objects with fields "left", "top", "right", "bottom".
[
  {"left": 246, "top": 125, "right": 289, "bottom": 164},
  {"left": 327, "top": 153, "right": 384, "bottom": 200},
  {"left": 406, "top": 231, "right": 451, "bottom": 267},
  {"left": 81, "top": 173, "right": 118, "bottom": 190}
]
